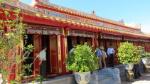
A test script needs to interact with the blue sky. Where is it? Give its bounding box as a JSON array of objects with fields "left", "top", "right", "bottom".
[{"left": 21, "top": 0, "right": 150, "bottom": 33}]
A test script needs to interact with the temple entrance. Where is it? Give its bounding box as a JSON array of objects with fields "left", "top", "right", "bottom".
[
  {"left": 100, "top": 39, "right": 119, "bottom": 66},
  {"left": 40, "top": 35, "right": 59, "bottom": 77},
  {"left": 30, "top": 34, "right": 59, "bottom": 77},
  {"left": 26, "top": 25, "right": 62, "bottom": 77}
]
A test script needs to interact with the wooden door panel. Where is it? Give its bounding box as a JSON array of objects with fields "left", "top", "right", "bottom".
[{"left": 49, "top": 35, "right": 58, "bottom": 74}]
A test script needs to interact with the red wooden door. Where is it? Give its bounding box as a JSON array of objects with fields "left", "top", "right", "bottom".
[{"left": 49, "top": 35, "right": 59, "bottom": 74}]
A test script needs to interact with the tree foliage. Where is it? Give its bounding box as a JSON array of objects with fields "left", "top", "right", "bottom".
[
  {"left": 66, "top": 43, "right": 98, "bottom": 72},
  {"left": 118, "top": 42, "right": 141, "bottom": 64}
]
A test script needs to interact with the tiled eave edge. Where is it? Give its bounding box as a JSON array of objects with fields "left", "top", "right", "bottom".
[{"left": 0, "top": 2, "right": 150, "bottom": 40}]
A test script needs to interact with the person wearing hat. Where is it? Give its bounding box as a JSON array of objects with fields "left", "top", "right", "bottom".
[{"left": 100, "top": 46, "right": 107, "bottom": 68}]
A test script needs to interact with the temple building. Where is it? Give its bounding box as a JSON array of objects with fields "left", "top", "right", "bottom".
[{"left": 0, "top": 0, "right": 150, "bottom": 81}]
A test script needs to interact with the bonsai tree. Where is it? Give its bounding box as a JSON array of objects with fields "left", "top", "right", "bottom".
[
  {"left": 118, "top": 42, "right": 141, "bottom": 64},
  {"left": 66, "top": 43, "right": 98, "bottom": 72}
]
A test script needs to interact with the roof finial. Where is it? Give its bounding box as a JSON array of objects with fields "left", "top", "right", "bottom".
[
  {"left": 92, "top": 10, "right": 96, "bottom": 15},
  {"left": 119, "top": 19, "right": 124, "bottom": 24}
]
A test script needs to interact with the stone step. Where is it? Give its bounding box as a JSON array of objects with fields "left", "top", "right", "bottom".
[{"left": 25, "top": 74, "right": 76, "bottom": 84}]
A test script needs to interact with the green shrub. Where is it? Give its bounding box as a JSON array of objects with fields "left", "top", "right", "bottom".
[
  {"left": 66, "top": 43, "right": 98, "bottom": 72},
  {"left": 136, "top": 46, "right": 150, "bottom": 58},
  {"left": 142, "top": 52, "right": 150, "bottom": 58},
  {"left": 118, "top": 42, "right": 141, "bottom": 64}
]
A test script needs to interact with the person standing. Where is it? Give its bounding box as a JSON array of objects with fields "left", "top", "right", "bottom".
[
  {"left": 39, "top": 48, "right": 47, "bottom": 77},
  {"left": 100, "top": 46, "right": 107, "bottom": 68},
  {"left": 95, "top": 46, "right": 103, "bottom": 69},
  {"left": 107, "top": 44, "right": 115, "bottom": 67}
]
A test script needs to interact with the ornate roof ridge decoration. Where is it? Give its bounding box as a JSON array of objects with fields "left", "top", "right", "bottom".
[
  {"left": 36, "top": 0, "right": 140, "bottom": 30},
  {"left": 3, "top": 1, "right": 142, "bottom": 34},
  {"left": 1, "top": 1, "right": 150, "bottom": 39}
]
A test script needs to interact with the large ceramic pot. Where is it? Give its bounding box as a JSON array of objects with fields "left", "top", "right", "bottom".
[
  {"left": 74, "top": 72, "right": 91, "bottom": 84},
  {"left": 125, "top": 64, "right": 134, "bottom": 81},
  {"left": 142, "top": 57, "right": 150, "bottom": 65},
  {"left": 142, "top": 57, "right": 150, "bottom": 72},
  {"left": 125, "top": 64, "right": 134, "bottom": 70}
]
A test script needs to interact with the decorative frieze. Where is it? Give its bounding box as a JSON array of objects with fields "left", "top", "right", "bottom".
[
  {"left": 100, "top": 34, "right": 122, "bottom": 40},
  {"left": 68, "top": 29, "right": 95, "bottom": 38},
  {"left": 27, "top": 25, "right": 62, "bottom": 35},
  {"left": 124, "top": 37, "right": 150, "bottom": 42}
]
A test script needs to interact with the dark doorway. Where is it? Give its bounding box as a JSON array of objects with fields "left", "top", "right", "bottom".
[
  {"left": 77, "top": 36, "right": 80, "bottom": 44},
  {"left": 67, "top": 36, "right": 73, "bottom": 52},
  {"left": 41, "top": 35, "right": 50, "bottom": 77}
]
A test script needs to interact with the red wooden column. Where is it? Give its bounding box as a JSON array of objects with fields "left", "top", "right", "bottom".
[
  {"left": 61, "top": 29, "right": 68, "bottom": 74},
  {"left": 33, "top": 34, "right": 41, "bottom": 76},
  {"left": 92, "top": 34, "right": 99, "bottom": 49},
  {"left": 112, "top": 40, "right": 116, "bottom": 65},
  {"left": 114, "top": 40, "right": 120, "bottom": 65},
  {"left": 57, "top": 35, "right": 63, "bottom": 74},
  {"left": 145, "top": 42, "right": 147, "bottom": 52},
  {"left": 144, "top": 42, "right": 146, "bottom": 51},
  {"left": 149, "top": 42, "right": 150, "bottom": 52}
]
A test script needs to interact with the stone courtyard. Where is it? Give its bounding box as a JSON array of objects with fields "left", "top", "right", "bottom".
[{"left": 122, "top": 73, "right": 150, "bottom": 84}]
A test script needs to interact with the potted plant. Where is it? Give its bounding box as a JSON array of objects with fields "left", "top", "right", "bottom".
[
  {"left": 141, "top": 52, "right": 150, "bottom": 64},
  {"left": 66, "top": 43, "right": 98, "bottom": 84},
  {"left": 141, "top": 52, "right": 150, "bottom": 72},
  {"left": 117, "top": 42, "right": 141, "bottom": 81},
  {"left": 118, "top": 42, "right": 141, "bottom": 68}
]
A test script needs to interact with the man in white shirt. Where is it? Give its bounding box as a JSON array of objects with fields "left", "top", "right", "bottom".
[
  {"left": 39, "top": 48, "right": 47, "bottom": 77},
  {"left": 39, "top": 48, "right": 47, "bottom": 61},
  {"left": 107, "top": 44, "right": 115, "bottom": 67}
]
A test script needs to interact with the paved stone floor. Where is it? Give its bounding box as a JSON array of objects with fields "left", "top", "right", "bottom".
[{"left": 122, "top": 73, "right": 150, "bottom": 84}]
